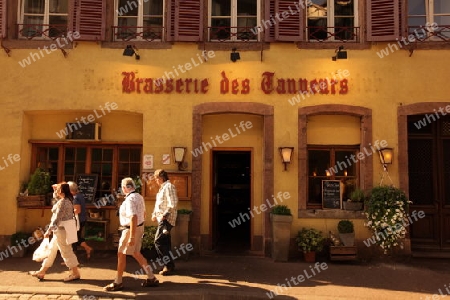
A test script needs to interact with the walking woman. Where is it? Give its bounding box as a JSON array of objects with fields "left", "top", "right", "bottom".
[{"left": 29, "top": 183, "right": 81, "bottom": 281}]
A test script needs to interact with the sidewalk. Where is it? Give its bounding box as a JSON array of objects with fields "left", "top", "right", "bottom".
[{"left": 0, "top": 250, "right": 449, "bottom": 299}]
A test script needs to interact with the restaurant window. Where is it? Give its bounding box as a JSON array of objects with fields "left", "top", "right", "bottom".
[
  {"left": 307, "top": 146, "right": 359, "bottom": 208},
  {"left": 408, "top": 0, "right": 450, "bottom": 40},
  {"left": 32, "top": 144, "right": 142, "bottom": 201},
  {"left": 18, "top": 0, "right": 69, "bottom": 39},
  {"left": 307, "top": 0, "right": 357, "bottom": 41},
  {"left": 114, "top": 0, "right": 164, "bottom": 41},
  {"left": 209, "top": 0, "right": 260, "bottom": 41}
]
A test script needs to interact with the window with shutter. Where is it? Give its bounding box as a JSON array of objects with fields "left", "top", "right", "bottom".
[
  {"left": 307, "top": 0, "right": 357, "bottom": 42},
  {"left": 208, "top": 0, "right": 259, "bottom": 42},
  {"left": 264, "top": 0, "right": 276, "bottom": 42},
  {"left": 114, "top": 0, "right": 164, "bottom": 41},
  {"left": 75, "top": 0, "right": 105, "bottom": 41},
  {"left": 0, "top": 0, "right": 5, "bottom": 38},
  {"left": 175, "top": 0, "right": 203, "bottom": 42},
  {"left": 275, "top": 0, "right": 304, "bottom": 41},
  {"left": 18, "top": 0, "right": 69, "bottom": 40},
  {"left": 408, "top": 0, "right": 450, "bottom": 42},
  {"left": 367, "top": 0, "right": 400, "bottom": 41}
]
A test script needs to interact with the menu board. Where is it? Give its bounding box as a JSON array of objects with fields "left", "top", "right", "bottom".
[
  {"left": 322, "top": 180, "right": 342, "bottom": 209},
  {"left": 76, "top": 174, "right": 98, "bottom": 203}
]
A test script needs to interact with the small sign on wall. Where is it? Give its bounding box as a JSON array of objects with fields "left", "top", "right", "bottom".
[
  {"left": 162, "top": 154, "right": 171, "bottom": 165},
  {"left": 143, "top": 154, "right": 153, "bottom": 170}
]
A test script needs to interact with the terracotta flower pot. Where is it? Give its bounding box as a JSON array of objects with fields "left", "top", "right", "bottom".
[{"left": 303, "top": 251, "right": 316, "bottom": 263}]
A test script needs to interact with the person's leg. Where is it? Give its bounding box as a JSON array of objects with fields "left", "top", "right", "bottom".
[
  {"left": 132, "top": 226, "right": 158, "bottom": 287},
  {"left": 154, "top": 220, "right": 174, "bottom": 273},
  {"left": 77, "top": 222, "right": 93, "bottom": 258},
  {"left": 55, "top": 229, "right": 80, "bottom": 279},
  {"left": 105, "top": 229, "right": 128, "bottom": 291}
]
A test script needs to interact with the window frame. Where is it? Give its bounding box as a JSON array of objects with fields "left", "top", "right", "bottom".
[
  {"left": 113, "top": 0, "right": 165, "bottom": 42},
  {"left": 208, "top": 0, "right": 261, "bottom": 42},
  {"left": 18, "top": 0, "right": 69, "bottom": 40},
  {"left": 408, "top": 0, "right": 450, "bottom": 41},
  {"left": 307, "top": 0, "right": 359, "bottom": 42},
  {"left": 307, "top": 144, "right": 360, "bottom": 209},
  {"left": 30, "top": 142, "right": 142, "bottom": 202}
]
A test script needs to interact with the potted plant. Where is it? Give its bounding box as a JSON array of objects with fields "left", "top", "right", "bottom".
[
  {"left": 141, "top": 226, "right": 158, "bottom": 260},
  {"left": 365, "top": 185, "right": 411, "bottom": 254},
  {"left": 10, "top": 231, "right": 30, "bottom": 258},
  {"left": 270, "top": 205, "right": 293, "bottom": 262},
  {"left": 343, "top": 187, "right": 365, "bottom": 211},
  {"left": 296, "top": 228, "right": 325, "bottom": 262},
  {"left": 337, "top": 220, "right": 355, "bottom": 246},
  {"left": 17, "top": 168, "right": 52, "bottom": 207},
  {"left": 172, "top": 209, "right": 192, "bottom": 260}
]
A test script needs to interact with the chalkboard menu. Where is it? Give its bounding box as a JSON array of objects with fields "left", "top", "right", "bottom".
[
  {"left": 322, "top": 180, "right": 342, "bottom": 209},
  {"left": 76, "top": 174, "right": 98, "bottom": 203}
]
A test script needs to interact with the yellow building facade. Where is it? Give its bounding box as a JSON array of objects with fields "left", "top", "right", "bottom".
[{"left": 1, "top": 0, "right": 449, "bottom": 258}]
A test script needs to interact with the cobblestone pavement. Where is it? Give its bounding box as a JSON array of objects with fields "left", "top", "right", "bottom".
[{"left": 0, "top": 250, "right": 450, "bottom": 299}]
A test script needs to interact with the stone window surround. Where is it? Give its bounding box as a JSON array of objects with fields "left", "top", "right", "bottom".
[{"left": 298, "top": 104, "right": 373, "bottom": 219}]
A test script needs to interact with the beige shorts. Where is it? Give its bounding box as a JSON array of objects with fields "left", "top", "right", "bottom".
[{"left": 118, "top": 226, "right": 144, "bottom": 255}]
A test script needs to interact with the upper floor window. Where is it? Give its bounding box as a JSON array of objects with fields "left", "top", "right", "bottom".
[
  {"left": 408, "top": 0, "right": 450, "bottom": 40},
  {"left": 307, "top": 0, "right": 358, "bottom": 42},
  {"left": 114, "top": 0, "right": 164, "bottom": 41},
  {"left": 209, "top": 0, "right": 260, "bottom": 41},
  {"left": 18, "top": 0, "right": 69, "bottom": 39}
]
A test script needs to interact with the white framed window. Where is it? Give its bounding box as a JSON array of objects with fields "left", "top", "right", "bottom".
[
  {"left": 408, "top": 0, "right": 450, "bottom": 39},
  {"left": 208, "top": 0, "right": 260, "bottom": 41},
  {"left": 18, "top": 0, "right": 69, "bottom": 39},
  {"left": 114, "top": 0, "right": 164, "bottom": 41},
  {"left": 307, "top": 0, "right": 358, "bottom": 41}
]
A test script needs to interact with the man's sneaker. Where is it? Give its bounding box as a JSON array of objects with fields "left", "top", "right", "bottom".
[
  {"left": 158, "top": 266, "right": 174, "bottom": 276},
  {"left": 142, "top": 277, "right": 159, "bottom": 287}
]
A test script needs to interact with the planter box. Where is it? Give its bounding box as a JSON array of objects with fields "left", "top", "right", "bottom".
[
  {"left": 172, "top": 213, "right": 191, "bottom": 260},
  {"left": 330, "top": 246, "right": 357, "bottom": 261},
  {"left": 339, "top": 232, "right": 355, "bottom": 246},
  {"left": 342, "top": 201, "right": 363, "bottom": 211},
  {"left": 17, "top": 195, "right": 45, "bottom": 208},
  {"left": 270, "top": 214, "right": 293, "bottom": 262}
]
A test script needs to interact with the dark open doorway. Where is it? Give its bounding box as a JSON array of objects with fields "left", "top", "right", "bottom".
[{"left": 212, "top": 150, "right": 251, "bottom": 254}]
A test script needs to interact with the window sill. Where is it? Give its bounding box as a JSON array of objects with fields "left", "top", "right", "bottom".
[
  {"left": 3, "top": 39, "right": 75, "bottom": 49},
  {"left": 102, "top": 41, "right": 173, "bottom": 49},
  {"left": 202, "top": 42, "right": 270, "bottom": 51},
  {"left": 298, "top": 209, "right": 366, "bottom": 219},
  {"left": 297, "top": 42, "right": 369, "bottom": 50}
]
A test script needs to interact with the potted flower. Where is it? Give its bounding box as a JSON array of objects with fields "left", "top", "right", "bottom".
[
  {"left": 270, "top": 205, "right": 293, "bottom": 262},
  {"left": 343, "top": 187, "right": 365, "bottom": 211},
  {"left": 141, "top": 225, "right": 158, "bottom": 260},
  {"left": 17, "top": 167, "right": 52, "bottom": 207},
  {"left": 10, "top": 231, "right": 30, "bottom": 257},
  {"left": 296, "top": 228, "right": 325, "bottom": 262},
  {"left": 337, "top": 220, "right": 355, "bottom": 246},
  {"left": 364, "top": 185, "right": 411, "bottom": 254}
]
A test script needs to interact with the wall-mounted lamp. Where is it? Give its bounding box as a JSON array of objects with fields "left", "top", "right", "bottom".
[
  {"left": 332, "top": 45, "right": 347, "bottom": 61},
  {"left": 230, "top": 48, "right": 240, "bottom": 62},
  {"left": 123, "top": 45, "right": 140, "bottom": 60},
  {"left": 378, "top": 147, "right": 393, "bottom": 171},
  {"left": 279, "top": 147, "right": 294, "bottom": 171},
  {"left": 172, "top": 147, "right": 187, "bottom": 171}
]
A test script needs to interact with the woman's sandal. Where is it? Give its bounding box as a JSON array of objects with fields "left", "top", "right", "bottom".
[
  {"left": 104, "top": 282, "right": 123, "bottom": 291},
  {"left": 29, "top": 271, "right": 45, "bottom": 281},
  {"left": 63, "top": 274, "right": 81, "bottom": 282},
  {"left": 86, "top": 248, "right": 93, "bottom": 260}
]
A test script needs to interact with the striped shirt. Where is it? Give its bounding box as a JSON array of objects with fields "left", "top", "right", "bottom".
[{"left": 152, "top": 180, "right": 178, "bottom": 226}]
